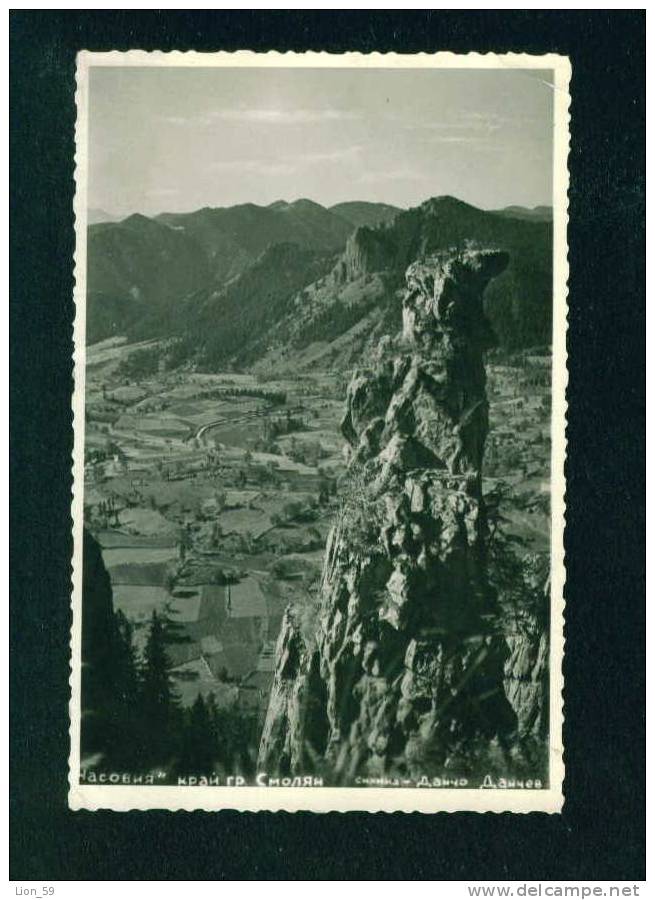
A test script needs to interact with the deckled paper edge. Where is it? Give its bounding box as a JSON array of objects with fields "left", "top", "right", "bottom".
[{"left": 69, "top": 49, "right": 570, "bottom": 814}]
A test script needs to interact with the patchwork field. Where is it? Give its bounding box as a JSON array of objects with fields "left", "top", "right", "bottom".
[
  {"left": 85, "top": 338, "right": 550, "bottom": 716},
  {"left": 85, "top": 340, "right": 345, "bottom": 712}
]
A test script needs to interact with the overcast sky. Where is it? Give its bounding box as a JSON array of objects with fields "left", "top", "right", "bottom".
[{"left": 87, "top": 66, "right": 554, "bottom": 217}]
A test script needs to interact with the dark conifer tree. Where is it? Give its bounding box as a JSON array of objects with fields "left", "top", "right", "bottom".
[
  {"left": 177, "top": 694, "right": 218, "bottom": 775},
  {"left": 140, "top": 610, "right": 180, "bottom": 764},
  {"left": 105, "top": 609, "right": 141, "bottom": 768},
  {"left": 114, "top": 610, "right": 139, "bottom": 708}
]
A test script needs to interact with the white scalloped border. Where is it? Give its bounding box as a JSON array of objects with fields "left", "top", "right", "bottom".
[{"left": 69, "top": 49, "right": 570, "bottom": 814}]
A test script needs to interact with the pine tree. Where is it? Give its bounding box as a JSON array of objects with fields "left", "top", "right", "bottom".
[
  {"left": 104, "top": 610, "right": 141, "bottom": 768},
  {"left": 114, "top": 610, "right": 139, "bottom": 708},
  {"left": 140, "top": 610, "right": 179, "bottom": 764},
  {"left": 211, "top": 700, "right": 258, "bottom": 776},
  {"left": 178, "top": 694, "right": 218, "bottom": 775}
]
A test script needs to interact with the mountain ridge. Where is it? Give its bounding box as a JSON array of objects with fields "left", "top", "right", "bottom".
[
  {"left": 492, "top": 204, "right": 553, "bottom": 222},
  {"left": 86, "top": 195, "right": 553, "bottom": 364},
  {"left": 329, "top": 201, "right": 401, "bottom": 229},
  {"left": 247, "top": 195, "right": 552, "bottom": 370}
]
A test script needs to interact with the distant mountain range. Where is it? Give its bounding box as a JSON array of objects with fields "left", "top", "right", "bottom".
[
  {"left": 86, "top": 199, "right": 399, "bottom": 344},
  {"left": 85, "top": 196, "right": 552, "bottom": 368},
  {"left": 493, "top": 205, "right": 553, "bottom": 223}
]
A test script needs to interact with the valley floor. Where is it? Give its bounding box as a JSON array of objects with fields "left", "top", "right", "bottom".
[{"left": 82, "top": 336, "right": 552, "bottom": 750}]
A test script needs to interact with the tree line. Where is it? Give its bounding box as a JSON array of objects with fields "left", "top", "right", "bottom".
[{"left": 81, "top": 534, "right": 258, "bottom": 780}]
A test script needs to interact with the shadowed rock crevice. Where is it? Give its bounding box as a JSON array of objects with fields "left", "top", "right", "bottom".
[{"left": 259, "top": 247, "right": 543, "bottom": 781}]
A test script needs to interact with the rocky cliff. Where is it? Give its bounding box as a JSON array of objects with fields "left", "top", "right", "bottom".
[
  {"left": 502, "top": 560, "right": 550, "bottom": 741},
  {"left": 253, "top": 196, "right": 553, "bottom": 375},
  {"left": 259, "top": 247, "right": 542, "bottom": 781},
  {"left": 88, "top": 195, "right": 552, "bottom": 365}
]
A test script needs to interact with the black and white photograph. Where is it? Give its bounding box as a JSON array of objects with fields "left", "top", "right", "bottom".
[
  {"left": 69, "top": 51, "right": 569, "bottom": 813},
  {"left": 10, "top": 9, "right": 647, "bottom": 884}
]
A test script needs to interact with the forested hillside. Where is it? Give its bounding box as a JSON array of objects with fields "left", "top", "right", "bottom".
[{"left": 86, "top": 195, "right": 552, "bottom": 367}]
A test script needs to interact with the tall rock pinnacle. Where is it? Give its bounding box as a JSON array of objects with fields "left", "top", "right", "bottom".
[{"left": 259, "top": 247, "right": 518, "bottom": 780}]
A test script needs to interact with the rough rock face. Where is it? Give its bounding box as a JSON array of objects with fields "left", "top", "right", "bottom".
[
  {"left": 340, "top": 226, "right": 393, "bottom": 282},
  {"left": 260, "top": 248, "right": 524, "bottom": 780},
  {"left": 504, "top": 630, "right": 549, "bottom": 738},
  {"left": 503, "top": 567, "right": 550, "bottom": 740}
]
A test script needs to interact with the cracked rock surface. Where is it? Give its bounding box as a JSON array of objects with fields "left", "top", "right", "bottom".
[{"left": 259, "top": 248, "right": 544, "bottom": 780}]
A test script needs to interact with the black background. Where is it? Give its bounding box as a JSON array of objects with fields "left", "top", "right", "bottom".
[{"left": 10, "top": 11, "right": 645, "bottom": 881}]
